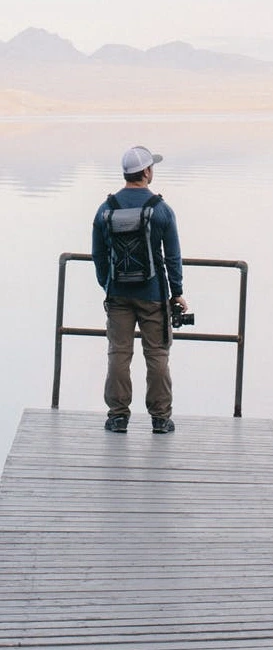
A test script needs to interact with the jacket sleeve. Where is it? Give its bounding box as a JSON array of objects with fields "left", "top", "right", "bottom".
[
  {"left": 92, "top": 209, "right": 109, "bottom": 291},
  {"left": 162, "top": 205, "right": 183, "bottom": 297}
]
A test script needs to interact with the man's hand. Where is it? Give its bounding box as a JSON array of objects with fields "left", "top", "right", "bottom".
[{"left": 170, "top": 296, "right": 188, "bottom": 312}]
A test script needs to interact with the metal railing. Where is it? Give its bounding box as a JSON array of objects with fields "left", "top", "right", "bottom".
[{"left": 51, "top": 253, "right": 248, "bottom": 417}]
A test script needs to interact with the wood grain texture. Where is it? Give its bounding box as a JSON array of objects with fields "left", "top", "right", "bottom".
[{"left": 0, "top": 408, "right": 273, "bottom": 648}]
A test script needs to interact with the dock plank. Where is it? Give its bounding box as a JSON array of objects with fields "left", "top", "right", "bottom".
[{"left": 0, "top": 409, "right": 273, "bottom": 648}]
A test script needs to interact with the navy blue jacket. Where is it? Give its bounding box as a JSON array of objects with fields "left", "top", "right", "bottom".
[{"left": 92, "top": 187, "right": 183, "bottom": 301}]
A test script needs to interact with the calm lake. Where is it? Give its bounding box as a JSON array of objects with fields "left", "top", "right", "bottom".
[{"left": 1, "top": 113, "right": 273, "bottom": 474}]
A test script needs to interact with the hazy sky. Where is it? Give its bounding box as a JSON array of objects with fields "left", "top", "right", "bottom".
[{"left": 2, "top": 0, "right": 273, "bottom": 56}]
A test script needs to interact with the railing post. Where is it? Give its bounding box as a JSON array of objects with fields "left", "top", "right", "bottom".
[
  {"left": 51, "top": 253, "right": 70, "bottom": 408},
  {"left": 233, "top": 261, "right": 248, "bottom": 417}
]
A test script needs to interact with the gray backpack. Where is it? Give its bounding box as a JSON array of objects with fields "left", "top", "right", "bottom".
[{"left": 104, "top": 194, "right": 162, "bottom": 284}]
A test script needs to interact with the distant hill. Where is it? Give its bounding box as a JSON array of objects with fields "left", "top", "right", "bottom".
[
  {"left": 0, "top": 27, "right": 273, "bottom": 72},
  {"left": 89, "top": 44, "right": 145, "bottom": 66},
  {"left": 143, "top": 41, "right": 272, "bottom": 72},
  {"left": 0, "top": 27, "right": 86, "bottom": 63},
  {"left": 90, "top": 40, "right": 272, "bottom": 72}
]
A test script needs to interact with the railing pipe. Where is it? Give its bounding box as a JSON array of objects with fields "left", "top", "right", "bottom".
[{"left": 51, "top": 253, "right": 247, "bottom": 416}]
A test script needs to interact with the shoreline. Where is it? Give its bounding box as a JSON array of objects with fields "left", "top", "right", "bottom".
[{"left": 1, "top": 110, "right": 273, "bottom": 123}]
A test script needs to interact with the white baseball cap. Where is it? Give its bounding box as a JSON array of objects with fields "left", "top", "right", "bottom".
[{"left": 122, "top": 146, "right": 163, "bottom": 174}]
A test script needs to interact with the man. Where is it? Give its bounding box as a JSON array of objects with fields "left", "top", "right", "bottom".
[{"left": 92, "top": 145, "right": 187, "bottom": 434}]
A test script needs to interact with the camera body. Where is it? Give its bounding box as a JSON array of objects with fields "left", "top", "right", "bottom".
[{"left": 171, "top": 303, "right": 195, "bottom": 328}]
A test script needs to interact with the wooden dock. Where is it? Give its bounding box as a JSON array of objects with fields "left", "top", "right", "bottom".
[{"left": 0, "top": 408, "right": 273, "bottom": 649}]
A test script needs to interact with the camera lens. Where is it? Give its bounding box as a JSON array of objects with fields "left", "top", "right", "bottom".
[{"left": 182, "top": 313, "right": 195, "bottom": 326}]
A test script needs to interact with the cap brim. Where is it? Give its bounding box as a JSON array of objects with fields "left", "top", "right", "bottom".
[{"left": 152, "top": 154, "right": 163, "bottom": 165}]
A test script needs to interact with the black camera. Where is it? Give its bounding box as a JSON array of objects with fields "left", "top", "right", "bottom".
[{"left": 171, "top": 303, "right": 195, "bottom": 328}]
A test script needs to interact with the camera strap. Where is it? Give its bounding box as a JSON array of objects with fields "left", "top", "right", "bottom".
[{"left": 157, "top": 265, "right": 169, "bottom": 345}]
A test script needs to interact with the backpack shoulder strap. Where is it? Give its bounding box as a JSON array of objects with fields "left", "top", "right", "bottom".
[
  {"left": 142, "top": 193, "right": 163, "bottom": 211},
  {"left": 106, "top": 193, "right": 121, "bottom": 210}
]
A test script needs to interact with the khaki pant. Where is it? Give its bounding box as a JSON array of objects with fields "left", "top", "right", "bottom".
[{"left": 104, "top": 297, "right": 173, "bottom": 419}]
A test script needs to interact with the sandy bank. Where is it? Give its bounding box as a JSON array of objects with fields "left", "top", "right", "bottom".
[{"left": 0, "top": 66, "right": 273, "bottom": 118}]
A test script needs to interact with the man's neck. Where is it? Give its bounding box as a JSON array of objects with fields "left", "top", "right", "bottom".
[{"left": 125, "top": 179, "right": 149, "bottom": 189}]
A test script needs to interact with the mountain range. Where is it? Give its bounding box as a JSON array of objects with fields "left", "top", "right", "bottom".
[
  {"left": 0, "top": 27, "right": 273, "bottom": 72},
  {"left": 1, "top": 28, "right": 273, "bottom": 116}
]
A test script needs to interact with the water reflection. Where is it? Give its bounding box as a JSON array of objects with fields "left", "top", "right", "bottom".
[{"left": 1, "top": 117, "right": 273, "bottom": 196}]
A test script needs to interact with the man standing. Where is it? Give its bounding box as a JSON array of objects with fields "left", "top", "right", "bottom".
[{"left": 92, "top": 145, "right": 187, "bottom": 434}]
